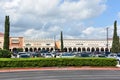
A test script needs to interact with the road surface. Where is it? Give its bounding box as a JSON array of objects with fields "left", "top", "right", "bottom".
[{"left": 1, "top": 70, "right": 120, "bottom": 80}]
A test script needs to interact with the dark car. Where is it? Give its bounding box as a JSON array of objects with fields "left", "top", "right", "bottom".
[{"left": 19, "top": 54, "right": 30, "bottom": 58}]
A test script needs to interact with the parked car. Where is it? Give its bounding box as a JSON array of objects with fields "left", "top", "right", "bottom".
[
  {"left": 43, "top": 53, "right": 53, "bottom": 58},
  {"left": 19, "top": 54, "right": 30, "bottom": 58},
  {"left": 76, "top": 52, "right": 91, "bottom": 57},
  {"left": 107, "top": 53, "right": 120, "bottom": 61},
  {"left": 56, "top": 52, "right": 75, "bottom": 58},
  {"left": 93, "top": 53, "right": 106, "bottom": 57},
  {"left": 17, "top": 52, "right": 30, "bottom": 58},
  {"left": 28, "top": 52, "right": 41, "bottom": 58},
  {"left": 107, "top": 53, "right": 117, "bottom": 58}
]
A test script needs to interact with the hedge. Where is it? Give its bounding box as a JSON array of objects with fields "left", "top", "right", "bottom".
[{"left": 0, "top": 58, "right": 117, "bottom": 68}]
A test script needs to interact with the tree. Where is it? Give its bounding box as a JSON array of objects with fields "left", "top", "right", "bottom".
[
  {"left": 111, "top": 20, "right": 119, "bottom": 53},
  {"left": 60, "top": 31, "right": 64, "bottom": 52},
  {"left": 118, "top": 36, "right": 120, "bottom": 52},
  {"left": 3, "top": 16, "right": 10, "bottom": 50}
]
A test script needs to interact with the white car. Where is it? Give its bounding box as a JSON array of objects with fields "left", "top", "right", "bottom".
[
  {"left": 43, "top": 53, "right": 53, "bottom": 58},
  {"left": 56, "top": 52, "right": 75, "bottom": 58},
  {"left": 17, "top": 52, "right": 30, "bottom": 58},
  {"left": 107, "top": 53, "right": 120, "bottom": 61}
]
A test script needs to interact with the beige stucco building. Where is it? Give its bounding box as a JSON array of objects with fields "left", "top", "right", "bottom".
[
  {"left": 0, "top": 32, "right": 112, "bottom": 52},
  {"left": 63, "top": 39, "right": 112, "bottom": 52},
  {"left": 23, "top": 38, "right": 55, "bottom": 52},
  {"left": 0, "top": 32, "right": 4, "bottom": 49},
  {"left": 22, "top": 38, "right": 111, "bottom": 52}
]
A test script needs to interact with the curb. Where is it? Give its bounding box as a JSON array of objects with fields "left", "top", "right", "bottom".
[{"left": 0, "top": 67, "right": 120, "bottom": 72}]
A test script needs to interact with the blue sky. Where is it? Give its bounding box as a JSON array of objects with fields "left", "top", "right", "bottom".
[
  {"left": 93, "top": 0, "right": 120, "bottom": 27},
  {"left": 0, "top": 0, "right": 120, "bottom": 39}
]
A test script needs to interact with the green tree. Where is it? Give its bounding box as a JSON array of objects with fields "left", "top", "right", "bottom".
[
  {"left": 3, "top": 16, "right": 10, "bottom": 50},
  {"left": 111, "top": 20, "right": 119, "bottom": 53},
  {"left": 118, "top": 36, "right": 120, "bottom": 52},
  {"left": 60, "top": 31, "right": 64, "bottom": 51}
]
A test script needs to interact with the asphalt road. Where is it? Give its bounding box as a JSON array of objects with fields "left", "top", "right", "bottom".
[{"left": 1, "top": 70, "right": 120, "bottom": 80}]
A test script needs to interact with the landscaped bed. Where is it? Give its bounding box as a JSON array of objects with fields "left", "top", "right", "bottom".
[{"left": 0, "top": 58, "right": 117, "bottom": 68}]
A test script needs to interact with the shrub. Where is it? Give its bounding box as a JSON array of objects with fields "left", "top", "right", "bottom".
[{"left": 0, "top": 49, "right": 12, "bottom": 58}]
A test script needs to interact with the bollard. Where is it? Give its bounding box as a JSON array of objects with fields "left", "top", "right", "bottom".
[{"left": 116, "top": 59, "right": 120, "bottom": 67}]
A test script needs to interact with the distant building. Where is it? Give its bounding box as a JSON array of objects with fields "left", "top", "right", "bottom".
[
  {"left": 0, "top": 32, "right": 112, "bottom": 52},
  {"left": 63, "top": 39, "right": 112, "bottom": 52},
  {"left": 9, "top": 37, "right": 24, "bottom": 51},
  {"left": 23, "top": 38, "right": 55, "bottom": 52},
  {"left": 0, "top": 32, "right": 4, "bottom": 49},
  {"left": 0, "top": 32, "right": 24, "bottom": 51}
]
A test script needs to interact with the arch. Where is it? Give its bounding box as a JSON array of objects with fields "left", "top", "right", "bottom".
[
  {"left": 42, "top": 48, "right": 45, "bottom": 51},
  {"left": 63, "top": 47, "right": 67, "bottom": 52},
  {"left": 105, "top": 48, "right": 109, "bottom": 52},
  {"left": 9, "top": 49, "right": 11, "bottom": 51},
  {"left": 29, "top": 48, "right": 33, "bottom": 52},
  {"left": 50, "top": 48, "right": 53, "bottom": 52},
  {"left": 73, "top": 47, "right": 77, "bottom": 52},
  {"left": 25, "top": 48, "right": 28, "bottom": 52},
  {"left": 101, "top": 47, "right": 104, "bottom": 52},
  {"left": 78, "top": 47, "right": 81, "bottom": 52},
  {"left": 38, "top": 48, "right": 41, "bottom": 51},
  {"left": 96, "top": 47, "right": 99, "bottom": 51},
  {"left": 34, "top": 48, "right": 37, "bottom": 52},
  {"left": 12, "top": 48, "right": 17, "bottom": 52},
  {"left": 82, "top": 47, "right": 86, "bottom": 52},
  {"left": 68, "top": 47, "right": 72, "bottom": 52},
  {"left": 91, "top": 47, "right": 95, "bottom": 52},
  {"left": 87, "top": 47, "right": 90, "bottom": 52},
  {"left": 46, "top": 48, "right": 49, "bottom": 51}
]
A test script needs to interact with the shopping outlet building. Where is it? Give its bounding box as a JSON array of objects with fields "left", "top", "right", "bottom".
[{"left": 0, "top": 32, "right": 112, "bottom": 52}]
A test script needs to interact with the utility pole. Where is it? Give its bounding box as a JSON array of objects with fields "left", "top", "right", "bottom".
[
  {"left": 106, "top": 27, "right": 109, "bottom": 51},
  {"left": 54, "top": 35, "right": 56, "bottom": 51}
]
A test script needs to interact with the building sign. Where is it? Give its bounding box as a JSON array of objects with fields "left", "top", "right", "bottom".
[
  {"left": 26, "top": 43, "right": 31, "bottom": 46},
  {"left": 11, "top": 39, "right": 19, "bottom": 43}
]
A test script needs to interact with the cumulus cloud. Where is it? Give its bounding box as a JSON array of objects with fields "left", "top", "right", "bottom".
[
  {"left": 59, "top": 0, "right": 106, "bottom": 20},
  {"left": 0, "top": 0, "right": 107, "bottom": 39},
  {"left": 82, "top": 27, "right": 107, "bottom": 39},
  {"left": 118, "top": 12, "right": 120, "bottom": 18}
]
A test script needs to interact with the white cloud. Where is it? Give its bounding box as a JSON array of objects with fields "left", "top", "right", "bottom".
[
  {"left": 0, "top": 0, "right": 106, "bottom": 23},
  {"left": 82, "top": 27, "right": 95, "bottom": 35},
  {"left": 19, "top": 0, "right": 59, "bottom": 15},
  {"left": 59, "top": 0, "right": 106, "bottom": 20},
  {"left": 82, "top": 27, "right": 107, "bottom": 39},
  {"left": 0, "top": 0, "right": 21, "bottom": 23},
  {"left": 0, "top": 0, "right": 107, "bottom": 39},
  {"left": 118, "top": 12, "right": 120, "bottom": 18}
]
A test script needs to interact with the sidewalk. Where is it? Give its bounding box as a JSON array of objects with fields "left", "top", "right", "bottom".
[{"left": 1, "top": 67, "right": 120, "bottom": 72}]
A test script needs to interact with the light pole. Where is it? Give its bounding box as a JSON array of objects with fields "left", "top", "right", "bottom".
[{"left": 54, "top": 35, "right": 56, "bottom": 51}]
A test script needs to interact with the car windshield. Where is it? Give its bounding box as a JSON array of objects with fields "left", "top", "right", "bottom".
[
  {"left": 18, "top": 52, "right": 26, "bottom": 55},
  {"left": 117, "top": 54, "right": 120, "bottom": 57},
  {"left": 46, "top": 54, "right": 51, "bottom": 56},
  {"left": 62, "top": 53, "right": 73, "bottom": 56},
  {"left": 20, "top": 54, "right": 29, "bottom": 58}
]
